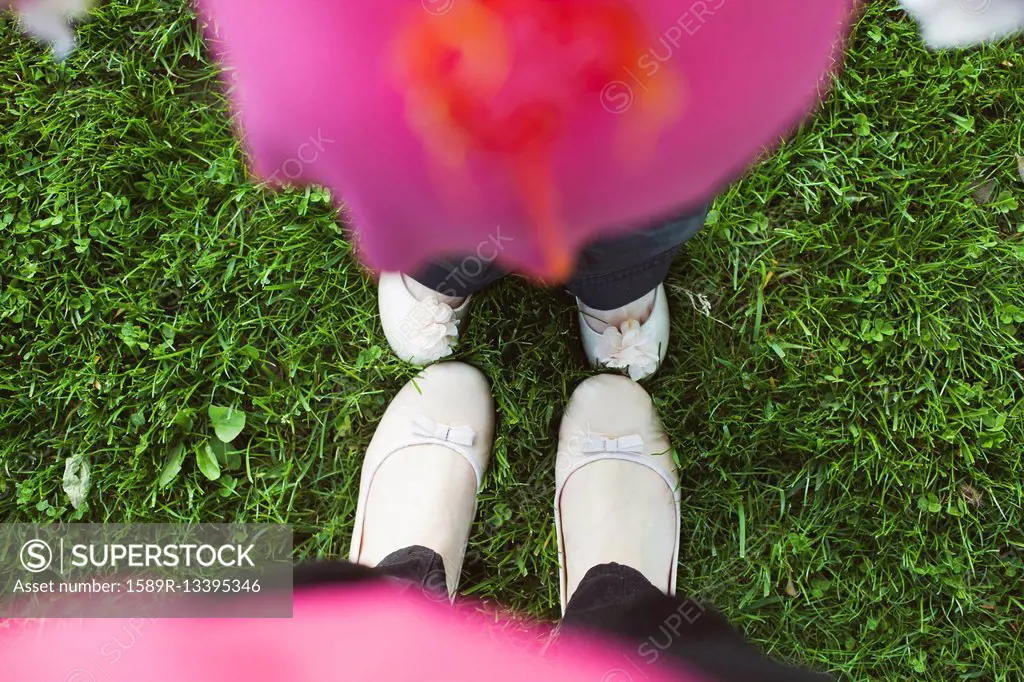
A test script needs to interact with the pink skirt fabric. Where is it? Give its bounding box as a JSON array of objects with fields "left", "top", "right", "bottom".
[
  {"left": 1, "top": 584, "right": 709, "bottom": 682},
  {"left": 197, "top": 0, "right": 854, "bottom": 279}
]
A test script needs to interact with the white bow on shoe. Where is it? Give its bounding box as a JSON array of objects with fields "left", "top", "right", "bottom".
[{"left": 411, "top": 415, "right": 476, "bottom": 448}]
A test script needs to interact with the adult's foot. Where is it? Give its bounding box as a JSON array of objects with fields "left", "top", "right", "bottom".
[
  {"left": 349, "top": 362, "right": 494, "bottom": 597},
  {"left": 554, "top": 374, "right": 681, "bottom": 612}
]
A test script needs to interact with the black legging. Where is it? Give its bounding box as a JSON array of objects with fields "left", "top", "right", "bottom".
[{"left": 293, "top": 545, "right": 831, "bottom": 682}]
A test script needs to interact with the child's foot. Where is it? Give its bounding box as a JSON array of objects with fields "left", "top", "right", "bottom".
[
  {"left": 349, "top": 362, "right": 494, "bottom": 597},
  {"left": 577, "top": 284, "right": 670, "bottom": 380},
  {"left": 379, "top": 272, "right": 471, "bottom": 365},
  {"left": 554, "top": 374, "right": 681, "bottom": 613}
]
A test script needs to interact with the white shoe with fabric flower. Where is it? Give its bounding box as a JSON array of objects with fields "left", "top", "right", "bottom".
[
  {"left": 379, "top": 272, "right": 472, "bottom": 366},
  {"left": 578, "top": 284, "right": 669, "bottom": 381}
]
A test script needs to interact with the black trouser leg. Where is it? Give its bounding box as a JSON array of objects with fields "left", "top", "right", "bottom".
[
  {"left": 565, "top": 206, "right": 708, "bottom": 310},
  {"left": 407, "top": 205, "right": 708, "bottom": 305},
  {"left": 560, "top": 563, "right": 832, "bottom": 682},
  {"left": 293, "top": 553, "right": 828, "bottom": 681},
  {"left": 409, "top": 258, "right": 506, "bottom": 298},
  {"left": 375, "top": 545, "right": 451, "bottom": 600}
]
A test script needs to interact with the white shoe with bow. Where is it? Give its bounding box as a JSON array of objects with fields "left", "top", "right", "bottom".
[
  {"left": 554, "top": 374, "right": 681, "bottom": 613},
  {"left": 379, "top": 272, "right": 472, "bottom": 366},
  {"left": 578, "top": 284, "right": 669, "bottom": 381},
  {"left": 349, "top": 362, "right": 494, "bottom": 598}
]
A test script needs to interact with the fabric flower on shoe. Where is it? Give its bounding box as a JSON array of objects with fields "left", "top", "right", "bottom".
[
  {"left": 399, "top": 296, "right": 459, "bottom": 360},
  {"left": 597, "top": 320, "right": 660, "bottom": 381}
]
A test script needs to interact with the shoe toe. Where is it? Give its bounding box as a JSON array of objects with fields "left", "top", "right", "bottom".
[
  {"left": 371, "top": 362, "right": 495, "bottom": 472},
  {"left": 561, "top": 375, "right": 667, "bottom": 446}
]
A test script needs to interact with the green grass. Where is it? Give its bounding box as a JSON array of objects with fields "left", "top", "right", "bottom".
[{"left": 2, "top": 2, "right": 1023, "bottom": 679}]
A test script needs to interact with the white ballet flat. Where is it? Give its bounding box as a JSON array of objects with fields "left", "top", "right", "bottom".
[
  {"left": 554, "top": 374, "right": 681, "bottom": 613},
  {"left": 379, "top": 272, "right": 472, "bottom": 366},
  {"left": 349, "top": 362, "right": 494, "bottom": 598}
]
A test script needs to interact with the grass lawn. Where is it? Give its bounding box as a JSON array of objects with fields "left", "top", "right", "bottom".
[{"left": 2, "top": 1, "right": 1023, "bottom": 679}]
